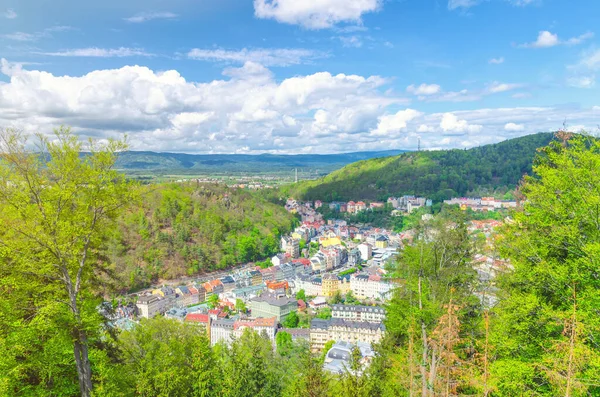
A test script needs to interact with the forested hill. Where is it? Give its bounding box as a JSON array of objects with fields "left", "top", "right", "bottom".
[
  {"left": 284, "top": 132, "right": 556, "bottom": 202},
  {"left": 105, "top": 183, "right": 296, "bottom": 290},
  {"left": 114, "top": 149, "right": 407, "bottom": 175}
]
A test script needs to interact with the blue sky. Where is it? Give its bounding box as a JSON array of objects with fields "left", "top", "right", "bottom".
[{"left": 1, "top": 0, "right": 599, "bottom": 153}]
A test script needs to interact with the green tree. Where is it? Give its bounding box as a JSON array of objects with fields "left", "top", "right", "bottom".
[
  {"left": 285, "top": 348, "right": 330, "bottom": 397},
  {"left": 296, "top": 289, "right": 306, "bottom": 302},
  {"left": 276, "top": 331, "right": 294, "bottom": 356},
  {"left": 282, "top": 311, "right": 300, "bottom": 328},
  {"left": 0, "top": 128, "right": 136, "bottom": 397},
  {"left": 316, "top": 307, "right": 332, "bottom": 320},
  {"left": 491, "top": 134, "right": 600, "bottom": 396},
  {"left": 207, "top": 294, "right": 219, "bottom": 309},
  {"left": 235, "top": 298, "right": 247, "bottom": 313}
]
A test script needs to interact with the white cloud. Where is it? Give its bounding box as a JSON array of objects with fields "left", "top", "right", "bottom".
[
  {"left": 2, "top": 60, "right": 599, "bottom": 153},
  {"left": 336, "top": 35, "right": 363, "bottom": 48},
  {"left": 487, "top": 81, "right": 522, "bottom": 93},
  {"left": 253, "top": 0, "right": 382, "bottom": 29},
  {"left": 2, "top": 25, "right": 73, "bottom": 41},
  {"left": 520, "top": 30, "right": 594, "bottom": 48},
  {"left": 440, "top": 113, "right": 482, "bottom": 133},
  {"left": 0, "top": 59, "right": 405, "bottom": 153},
  {"left": 371, "top": 109, "right": 422, "bottom": 136},
  {"left": 417, "top": 124, "right": 436, "bottom": 133},
  {"left": 187, "top": 47, "right": 325, "bottom": 66},
  {"left": 124, "top": 11, "right": 177, "bottom": 23},
  {"left": 504, "top": 122, "right": 525, "bottom": 131},
  {"left": 489, "top": 57, "right": 504, "bottom": 64},
  {"left": 38, "top": 47, "right": 153, "bottom": 58},
  {"left": 567, "top": 76, "right": 595, "bottom": 88},
  {"left": 3, "top": 8, "right": 17, "bottom": 19},
  {"left": 407, "top": 83, "right": 441, "bottom": 96}
]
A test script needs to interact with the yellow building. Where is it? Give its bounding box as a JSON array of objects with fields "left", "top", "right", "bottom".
[
  {"left": 375, "top": 236, "right": 389, "bottom": 249},
  {"left": 321, "top": 273, "right": 340, "bottom": 297},
  {"left": 320, "top": 237, "right": 342, "bottom": 248}
]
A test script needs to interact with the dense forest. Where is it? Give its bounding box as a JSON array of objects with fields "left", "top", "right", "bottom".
[
  {"left": 106, "top": 183, "right": 296, "bottom": 290},
  {"left": 284, "top": 132, "right": 555, "bottom": 202}
]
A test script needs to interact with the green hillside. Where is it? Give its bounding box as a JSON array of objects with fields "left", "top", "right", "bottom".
[
  {"left": 105, "top": 183, "right": 296, "bottom": 290},
  {"left": 285, "top": 132, "right": 556, "bottom": 202}
]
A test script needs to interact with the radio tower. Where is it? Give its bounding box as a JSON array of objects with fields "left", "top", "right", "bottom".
[
  {"left": 295, "top": 168, "right": 298, "bottom": 183},
  {"left": 418, "top": 138, "right": 421, "bottom": 151}
]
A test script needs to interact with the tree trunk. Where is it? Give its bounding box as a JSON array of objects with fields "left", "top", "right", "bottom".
[{"left": 73, "top": 332, "right": 93, "bottom": 397}]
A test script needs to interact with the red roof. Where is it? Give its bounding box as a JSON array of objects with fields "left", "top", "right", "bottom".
[{"left": 185, "top": 313, "right": 209, "bottom": 323}]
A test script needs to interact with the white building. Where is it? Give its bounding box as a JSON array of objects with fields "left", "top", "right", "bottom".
[
  {"left": 136, "top": 295, "right": 168, "bottom": 319},
  {"left": 331, "top": 304, "right": 386, "bottom": 323},
  {"left": 350, "top": 274, "right": 393, "bottom": 301},
  {"left": 357, "top": 243, "right": 372, "bottom": 261}
]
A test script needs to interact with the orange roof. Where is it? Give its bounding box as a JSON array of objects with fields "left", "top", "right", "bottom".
[
  {"left": 185, "top": 313, "right": 209, "bottom": 323},
  {"left": 266, "top": 280, "right": 289, "bottom": 290}
]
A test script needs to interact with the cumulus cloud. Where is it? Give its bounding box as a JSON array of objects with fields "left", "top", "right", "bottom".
[
  {"left": 3, "top": 8, "right": 17, "bottom": 19},
  {"left": 566, "top": 49, "right": 600, "bottom": 89},
  {"left": 38, "top": 47, "right": 153, "bottom": 58},
  {"left": 187, "top": 47, "right": 325, "bottom": 66},
  {"left": 2, "top": 60, "right": 599, "bottom": 153},
  {"left": 487, "top": 81, "right": 522, "bottom": 93},
  {"left": 253, "top": 0, "right": 382, "bottom": 29},
  {"left": 406, "top": 83, "right": 441, "bottom": 96},
  {"left": 440, "top": 113, "right": 482, "bottom": 133},
  {"left": 504, "top": 122, "right": 525, "bottom": 131},
  {"left": 520, "top": 31, "right": 594, "bottom": 48},
  {"left": 371, "top": 109, "right": 422, "bottom": 136},
  {"left": 124, "top": 11, "right": 177, "bottom": 23},
  {"left": 489, "top": 57, "right": 504, "bottom": 64},
  {"left": 0, "top": 59, "right": 405, "bottom": 153}
]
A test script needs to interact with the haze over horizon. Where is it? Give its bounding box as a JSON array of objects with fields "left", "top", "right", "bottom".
[{"left": 1, "top": 0, "right": 599, "bottom": 154}]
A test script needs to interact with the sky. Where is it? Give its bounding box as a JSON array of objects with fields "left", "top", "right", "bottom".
[{"left": 1, "top": 0, "right": 599, "bottom": 154}]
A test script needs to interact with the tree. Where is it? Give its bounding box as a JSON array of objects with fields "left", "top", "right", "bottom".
[
  {"left": 282, "top": 311, "right": 299, "bottom": 328},
  {"left": 276, "top": 331, "right": 293, "bottom": 355},
  {"left": 316, "top": 307, "right": 332, "bottom": 320},
  {"left": 207, "top": 294, "right": 219, "bottom": 309},
  {"left": 235, "top": 298, "right": 247, "bottom": 313},
  {"left": 491, "top": 133, "right": 600, "bottom": 395},
  {"left": 296, "top": 289, "right": 306, "bottom": 302},
  {"left": 0, "top": 128, "right": 136, "bottom": 396},
  {"left": 286, "top": 347, "right": 330, "bottom": 397}
]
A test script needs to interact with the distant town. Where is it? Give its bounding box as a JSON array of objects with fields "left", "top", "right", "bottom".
[{"left": 109, "top": 194, "right": 514, "bottom": 373}]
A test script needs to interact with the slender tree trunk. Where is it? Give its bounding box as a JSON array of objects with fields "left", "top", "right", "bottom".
[
  {"left": 418, "top": 243, "right": 428, "bottom": 397},
  {"left": 483, "top": 310, "right": 490, "bottom": 397},
  {"left": 409, "top": 323, "right": 415, "bottom": 397},
  {"left": 65, "top": 271, "right": 93, "bottom": 397},
  {"left": 565, "top": 285, "right": 577, "bottom": 397}
]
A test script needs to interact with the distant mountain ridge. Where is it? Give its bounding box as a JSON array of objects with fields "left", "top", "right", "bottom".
[
  {"left": 114, "top": 149, "right": 408, "bottom": 174},
  {"left": 283, "top": 132, "right": 557, "bottom": 202}
]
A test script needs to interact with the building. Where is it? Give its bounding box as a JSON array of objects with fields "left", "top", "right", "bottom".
[
  {"left": 281, "top": 236, "right": 300, "bottom": 259},
  {"left": 184, "top": 312, "right": 210, "bottom": 332},
  {"left": 350, "top": 274, "right": 393, "bottom": 301},
  {"left": 220, "top": 276, "right": 236, "bottom": 293},
  {"left": 203, "top": 279, "right": 224, "bottom": 295},
  {"left": 136, "top": 294, "right": 168, "bottom": 319},
  {"left": 293, "top": 275, "right": 322, "bottom": 297},
  {"left": 271, "top": 253, "right": 289, "bottom": 268},
  {"left": 310, "top": 318, "right": 385, "bottom": 351},
  {"left": 358, "top": 243, "right": 372, "bottom": 260},
  {"left": 315, "top": 200, "right": 323, "bottom": 209},
  {"left": 375, "top": 235, "right": 389, "bottom": 249},
  {"left": 331, "top": 304, "right": 386, "bottom": 323},
  {"left": 175, "top": 285, "right": 198, "bottom": 307},
  {"left": 189, "top": 284, "right": 206, "bottom": 303},
  {"left": 210, "top": 319, "right": 235, "bottom": 346},
  {"left": 248, "top": 292, "right": 298, "bottom": 321},
  {"left": 152, "top": 285, "right": 175, "bottom": 298},
  {"left": 265, "top": 280, "right": 289, "bottom": 294},
  {"left": 281, "top": 328, "right": 310, "bottom": 342},
  {"left": 346, "top": 201, "right": 356, "bottom": 213},
  {"left": 355, "top": 201, "right": 367, "bottom": 212},
  {"left": 310, "top": 251, "right": 327, "bottom": 272},
  {"left": 248, "top": 269, "right": 263, "bottom": 286},
  {"left": 370, "top": 202, "right": 385, "bottom": 209},
  {"left": 322, "top": 273, "right": 340, "bottom": 297},
  {"left": 232, "top": 284, "right": 265, "bottom": 301},
  {"left": 348, "top": 248, "right": 361, "bottom": 267},
  {"left": 323, "top": 341, "right": 375, "bottom": 374}
]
